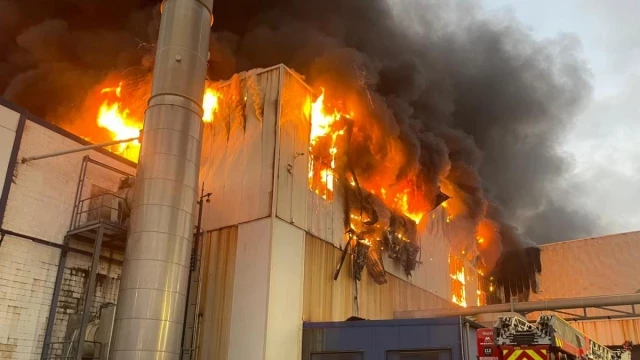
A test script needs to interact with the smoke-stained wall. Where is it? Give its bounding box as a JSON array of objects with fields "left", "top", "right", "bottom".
[{"left": 0, "top": 0, "right": 598, "bottom": 254}]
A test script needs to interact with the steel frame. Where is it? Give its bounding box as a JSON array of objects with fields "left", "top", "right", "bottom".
[
  {"left": 523, "top": 304, "right": 639, "bottom": 322},
  {"left": 40, "top": 156, "right": 132, "bottom": 360}
]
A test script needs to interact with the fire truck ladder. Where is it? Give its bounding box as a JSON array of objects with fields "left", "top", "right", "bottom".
[
  {"left": 495, "top": 315, "right": 551, "bottom": 346},
  {"left": 536, "top": 315, "right": 622, "bottom": 360}
]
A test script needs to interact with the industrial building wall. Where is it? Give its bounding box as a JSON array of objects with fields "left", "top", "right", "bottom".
[
  {"left": 303, "top": 233, "right": 454, "bottom": 322},
  {"left": 194, "top": 65, "right": 469, "bottom": 359},
  {"left": 197, "top": 65, "right": 468, "bottom": 305},
  {"left": 0, "top": 105, "right": 20, "bottom": 216},
  {"left": 199, "top": 67, "right": 283, "bottom": 231},
  {"left": 0, "top": 101, "right": 135, "bottom": 360},
  {"left": 527, "top": 231, "right": 640, "bottom": 346},
  {"left": 531, "top": 231, "right": 640, "bottom": 300},
  {"left": 196, "top": 226, "right": 237, "bottom": 360}
]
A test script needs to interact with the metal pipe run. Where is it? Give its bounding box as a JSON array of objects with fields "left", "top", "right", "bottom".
[
  {"left": 21, "top": 137, "right": 139, "bottom": 163},
  {"left": 395, "top": 293, "right": 640, "bottom": 319},
  {"left": 109, "top": 0, "right": 213, "bottom": 359}
]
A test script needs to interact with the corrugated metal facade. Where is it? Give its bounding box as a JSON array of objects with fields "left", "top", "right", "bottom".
[
  {"left": 531, "top": 231, "right": 640, "bottom": 300},
  {"left": 303, "top": 233, "right": 454, "bottom": 322},
  {"left": 529, "top": 231, "right": 640, "bottom": 346},
  {"left": 195, "top": 65, "right": 478, "bottom": 359},
  {"left": 198, "top": 64, "right": 466, "bottom": 308},
  {"left": 572, "top": 319, "right": 640, "bottom": 345}
]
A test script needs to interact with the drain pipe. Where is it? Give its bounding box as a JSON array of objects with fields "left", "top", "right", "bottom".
[
  {"left": 459, "top": 317, "right": 466, "bottom": 360},
  {"left": 21, "top": 137, "right": 139, "bottom": 163},
  {"left": 109, "top": 1, "right": 214, "bottom": 360}
]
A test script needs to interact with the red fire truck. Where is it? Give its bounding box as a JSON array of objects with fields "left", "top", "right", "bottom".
[{"left": 477, "top": 315, "right": 631, "bottom": 360}]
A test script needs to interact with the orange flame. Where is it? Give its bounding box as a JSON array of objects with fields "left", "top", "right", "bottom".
[
  {"left": 307, "top": 88, "right": 428, "bottom": 226},
  {"left": 96, "top": 82, "right": 219, "bottom": 162},
  {"left": 97, "top": 82, "right": 141, "bottom": 161},
  {"left": 449, "top": 254, "right": 467, "bottom": 307},
  {"left": 393, "top": 189, "right": 424, "bottom": 224},
  {"left": 203, "top": 87, "right": 219, "bottom": 123},
  {"left": 308, "top": 89, "right": 345, "bottom": 200}
]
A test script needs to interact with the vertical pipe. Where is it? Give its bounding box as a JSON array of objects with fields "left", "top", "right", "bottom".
[
  {"left": 109, "top": 0, "right": 213, "bottom": 359},
  {"left": 181, "top": 185, "right": 206, "bottom": 360},
  {"left": 41, "top": 240, "right": 68, "bottom": 360},
  {"left": 459, "top": 317, "right": 466, "bottom": 360},
  {"left": 76, "top": 225, "right": 104, "bottom": 360}
]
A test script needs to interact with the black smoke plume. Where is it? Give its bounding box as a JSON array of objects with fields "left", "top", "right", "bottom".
[{"left": 1, "top": 0, "right": 598, "bottom": 282}]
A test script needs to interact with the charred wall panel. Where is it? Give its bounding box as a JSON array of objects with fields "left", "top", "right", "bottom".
[
  {"left": 303, "top": 233, "right": 453, "bottom": 322},
  {"left": 199, "top": 67, "right": 282, "bottom": 231},
  {"left": 276, "top": 69, "right": 312, "bottom": 230}
]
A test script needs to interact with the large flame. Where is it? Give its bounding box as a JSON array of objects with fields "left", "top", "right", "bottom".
[
  {"left": 97, "top": 82, "right": 141, "bottom": 161},
  {"left": 308, "top": 89, "right": 345, "bottom": 201},
  {"left": 202, "top": 87, "right": 219, "bottom": 123},
  {"left": 449, "top": 254, "right": 467, "bottom": 307},
  {"left": 95, "top": 82, "right": 219, "bottom": 162},
  {"left": 308, "top": 89, "right": 426, "bottom": 225}
]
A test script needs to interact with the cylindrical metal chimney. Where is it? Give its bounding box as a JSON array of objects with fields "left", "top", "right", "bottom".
[{"left": 109, "top": 0, "right": 213, "bottom": 359}]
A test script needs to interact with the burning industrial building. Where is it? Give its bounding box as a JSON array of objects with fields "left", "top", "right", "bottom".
[{"left": 0, "top": 0, "right": 606, "bottom": 359}]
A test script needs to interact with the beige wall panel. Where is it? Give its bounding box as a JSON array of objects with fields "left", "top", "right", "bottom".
[
  {"left": 276, "top": 70, "right": 311, "bottom": 229},
  {"left": 531, "top": 231, "right": 640, "bottom": 301},
  {"left": 0, "top": 105, "right": 19, "bottom": 202},
  {"left": 200, "top": 68, "right": 282, "bottom": 231},
  {"left": 265, "top": 219, "right": 306, "bottom": 360},
  {"left": 196, "top": 227, "right": 238, "bottom": 360},
  {"left": 381, "top": 206, "right": 452, "bottom": 300},
  {"left": 572, "top": 319, "right": 640, "bottom": 345},
  {"left": 227, "top": 218, "right": 272, "bottom": 360},
  {"left": 303, "top": 233, "right": 453, "bottom": 323}
]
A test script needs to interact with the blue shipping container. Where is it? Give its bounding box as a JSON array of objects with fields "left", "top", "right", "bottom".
[{"left": 302, "top": 317, "right": 482, "bottom": 360}]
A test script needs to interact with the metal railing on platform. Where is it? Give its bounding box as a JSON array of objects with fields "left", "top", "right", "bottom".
[{"left": 71, "top": 193, "right": 127, "bottom": 231}]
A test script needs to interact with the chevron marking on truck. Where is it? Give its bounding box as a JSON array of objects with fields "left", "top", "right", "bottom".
[{"left": 503, "top": 348, "right": 548, "bottom": 360}]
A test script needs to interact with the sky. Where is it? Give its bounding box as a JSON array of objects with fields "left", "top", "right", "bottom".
[{"left": 480, "top": 0, "right": 640, "bottom": 236}]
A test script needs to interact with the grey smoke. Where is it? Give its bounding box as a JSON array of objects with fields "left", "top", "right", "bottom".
[{"left": 0, "top": 0, "right": 600, "bottom": 249}]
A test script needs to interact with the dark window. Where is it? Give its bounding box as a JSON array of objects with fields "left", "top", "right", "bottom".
[
  {"left": 311, "top": 352, "right": 364, "bottom": 360},
  {"left": 387, "top": 349, "right": 452, "bottom": 360}
]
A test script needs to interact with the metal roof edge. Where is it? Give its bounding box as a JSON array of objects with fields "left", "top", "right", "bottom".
[
  {"left": 540, "top": 230, "right": 640, "bottom": 248},
  {"left": 303, "top": 316, "right": 482, "bottom": 329}
]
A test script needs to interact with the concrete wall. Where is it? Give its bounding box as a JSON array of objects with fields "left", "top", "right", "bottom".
[{"left": 0, "top": 101, "right": 135, "bottom": 360}]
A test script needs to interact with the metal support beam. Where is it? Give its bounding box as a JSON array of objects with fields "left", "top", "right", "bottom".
[
  {"left": 0, "top": 228, "right": 122, "bottom": 265},
  {"left": 395, "top": 293, "right": 640, "bottom": 319},
  {"left": 552, "top": 309, "right": 586, "bottom": 319},
  {"left": 41, "top": 237, "right": 69, "bottom": 360},
  {"left": 594, "top": 306, "right": 637, "bottom": 316},
  {"left": 565, "top": 314, "right": 640, "bottom": 322},
  {"left": 76, "top": 225, "right": 103, "bottom": 360},
  {"left": 22, "top": 137, "right": 139, "bottom": 163}
]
